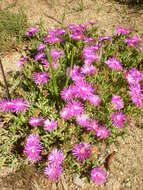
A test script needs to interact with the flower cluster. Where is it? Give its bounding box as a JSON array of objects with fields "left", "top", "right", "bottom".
[
  {"left": 125, "top": 68, "right": 143, "bottom": 107},
  {"left": 45, "top": 149, "right": 64, "bottom": 181},
  {"left": 0, "top": 98, "right": 29, "bottom": 113},
  {"left": 24, "top": 134, "right": 42, "bottom": 162}
]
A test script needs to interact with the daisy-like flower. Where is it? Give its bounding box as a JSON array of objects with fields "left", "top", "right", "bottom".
[
  {"left": 44, "top": 119, "right": 57, "bottom": 132},
  {"left": 66, "top": 100, "right": 84, "bottom": 117},
  {"left": 75, "top": 80, "right": 95, "bottom": 100},
  {"left": 35, "top": 52, "right": 45, "bottom": 61},
  {"left": 51, "top": 48, "right": 64, "bottom": 60},
  {"left": 76, "top": 114, "right": 90, "bottom": 128},
  {"left": 37, "top": 43, "right": 46, "bottom": 52},
  {"left": 95, "top": 126, "right": 110, "bottom": 139},
  {"left": 111, "top": 112, "right": 126, "bottom": 128},
  {"left": 115, "top": 26, "right": 130, "bottom": 35},
  {"left": 105, "top": 57, "right": 123, "bottom": 71},
  {"left": 68, "top": 65, "right": 84, "bottom": 82},
  {"left": 48, "top": 149, "right": 64, "bottom": 165},
  {"left": 87, "top": 119, "right": 99, "bottom": 132},
  {"left": 91, "top": 167, "right": 107, "bottom": 185},
  {"left": 81, "top": 64, "right": 97, "bottom": 76},
  {"left": 17, "top": 56, "right": 28, "bottom": 68},
  {"left": 111, "top": 95, "right": 124, "bottom": 110},
  {"left": 125, "top": 68, "right": 143, "bottom": 85},
  {"left": 32, "top": 72, "right": 49, "bottom": 85},
  {"left": 44, "top": 164, "right": 63, "bottom": 181},
  {"left": 12, "top": 98, "right": 29, "bottom": 113},
  {"left": 26, "top": 27, "right": 38, "bottom": 37},
  {"left": 0, "top": 99, "right": 14, "bottom": 112},
  {"left": 98, "top": 36, "right": 111, "bottom": 42},
  {"left": 29, "top": 117, "right": 44, "bottom": 127},
  {"left": 60, "top": 85, "right": 76, "bottom": 102},
  {"left": 24, "top": 134, "right": 42, "bottom": 162},
  {"left": 60, "top": 107, "right": 71, "bottom": 120},
  {"left": 72, "top": 142, "right": 91, "bottom": 161},
  {"left": 125, "top": 35, "right": 140, "bottom": 47},
  {"left": 82, "top": 46, "right": 99, "bottom": 64},
  {"left": 87, "top": 94, "right": 101, "bottom": 107},
  {"left": 129, "top": 84, "right": 143, "bottom": 107}
]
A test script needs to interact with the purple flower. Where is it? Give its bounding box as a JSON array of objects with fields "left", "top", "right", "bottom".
[
  {"left": 87, "top": 94, "right": 101, "bottom": 107},
  {"left": 98, "top": 36, "right": 111, "bottom": 42},
  {"left": 83, "top": 36, "right": 95, "bottom": 44},
  {"left": 115, "top": 26, "right": 130, "bottom": 35},
  {"left": 129, "top": 84, "right": 143, "bottom": 107},
  {"left": 69, "top": 65, "right": 84, "bottom": 82},
  {"left": 17, "top": 56, "right": 28, "bottom": 68},
  {"left": 82, "top": 46, "right": 99, "bottom": 64},
  {"left": 44, "top": 119, "right": 57, "bottom": 132},
  {"left": 35, "top": 52, "right": 45, "bottom": 61},
  {"left": 105, "top": 57, "right": 123, "bottom": 71},
  {"left": 60, "top": 107, "right": 71, "bottom": 120},
  {"left": 75, "top": 80, "right": 95, "bottom": 100},
  {"left": 87, "top": 119, "right": 99, "bottom": 132},
  {"left": 24, "top": 134, "right": 42, "bottom": 162},
  {"left": 111, "top": 95, "right": 124, "bottom": 110},
  {"left": 95, "top": 126, "right": 110, "bottom": 139},
  {"left": 125, "top": 68, "right": 143, "bottom": 85},
  {"left": 26, "top": 27, "right": 38, "bottom": 37},
  {"left": 37, "top": 43, "right": 46, "bottom": 52},
  {"left": 66, "top": 100, "right": 84, "bottom": 117},
  {"left": 125, "top": 35, "right": 140, "bottom": 47},
  {"left": 81, "top": 64, "right": 97, "bottom": 76},
  {"left": 72, "top": 142, "right": 91, "bottom": 161},
  {"left": 11, "top": 98, "right": 29, "bottom": 113},
  {"left": 44, "top": 164, "right": 63, "bottom": 181},
  {"left": 32, "top": 72, "right": 49, "bottom": 85},
  {"left": 0, "top": 99, "right": 14, "bottom": 112},
  {"left": 48, "top": 149, "right": 64, "bottom": 165},
  {"left": 51, "top": 48, "right": 64, "bottom": 60},
  {"left": 91, "top": 167, "right": 107, "bottom": 185},
  {"left": 60, "top": 85, "right": 75, "bottom": 102},
  {"left": 76, "top": 114, "right": 90, "bottom": 128},
  {"left": 29, "top": 117, "right": 44, "bottom": 127},
  {"left": 111, "top": 112, "right": 126, "bottom": 128}
]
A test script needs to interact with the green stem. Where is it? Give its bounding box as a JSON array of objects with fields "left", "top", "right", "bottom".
[
  {"left": 47, "top": 48, "right": 58, "bottom": 97},
  {"left": 65, "top": 47, "right": 75, "bottom": 87}
]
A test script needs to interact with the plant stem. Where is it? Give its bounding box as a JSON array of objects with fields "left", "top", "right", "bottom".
[
  {"left": 0, "top": 58, "right": 11, "bottom": 99},
  {"left": 47, "top": 48, "right": 58, "bottom": 97},
  {"left": 65, "top": 47, "right": 75, "bottom": 87}
]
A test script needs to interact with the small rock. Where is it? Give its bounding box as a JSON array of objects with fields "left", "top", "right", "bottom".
[{"left": 73, "top": 174, "right": 84, "bottom": 188}]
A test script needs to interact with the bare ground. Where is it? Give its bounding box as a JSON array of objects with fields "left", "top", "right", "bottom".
[{"left": 0, "top": 0, "right": 143, "bottom": 190}]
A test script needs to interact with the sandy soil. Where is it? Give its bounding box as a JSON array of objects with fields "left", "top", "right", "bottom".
[{"left": 0, "top": 0, "right": 143, "bottom": 190}]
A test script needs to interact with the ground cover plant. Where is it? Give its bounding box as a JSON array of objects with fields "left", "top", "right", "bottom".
[
  {"left": 0, "top": 23, "right": 143, "bottom": 186},
  {"left": 0, "top": 8, "right": 28, "bottom": 54}
]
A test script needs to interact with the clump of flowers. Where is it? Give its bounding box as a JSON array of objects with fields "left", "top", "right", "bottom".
[{"left": 0, "top": 22, "right": 143, "bottom": 187}]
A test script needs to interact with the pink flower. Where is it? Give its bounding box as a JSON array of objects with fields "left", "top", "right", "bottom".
[
  {"left": 87, "top": 94, "right": 101, "bottom": 107},
  {"left": 125, "top": 35, "right": 140, "bottom": 47},
  {"left": 129, "top": 84, "right": 143, "bottom": 107},
  {"left": 37, "top": 43, "right": 46, "bottom": 51},
  {"left": 87, "top": 119, "right": 99, "bottom": 132},
  {"left": 60, "top": 85, "right": 76, "bottom": 102},
  {"left": 125, "top": 68, "right": 143, "bottom": 85},
  {"left": 111, "top": 95, "right": 124, "bottom": 110},
  {"left": 44, "top": 164, "right": 63, "bottom": 181},
  {"left": 24, "top": 134, "right": 42, "bottom": 162},
  {"left": 26, "top": 27, "right": 38, "bottom": 37},
  {"left": 95, "top": 126, "right": 110, "bottom": 139},
  {"left": 32, "top": 72, "right": 49, "bottom": 85},
  {"left": 29, "top": 117, "right": 44, "bottom": 127},
  {"left": 111, "top": 112, "right": 126, "bottom": 128},
  {"left": 76, "top": 114, "right": 90, "bottom": 128},
  {"left": 60, "top": 107, "right": 71, "bottom": 120},
  {"left": 44, "top": 119, "right": 57, "bottom": 132},
  {"left": 72, "top": 142, "right": 91, "bottom": 161},
  {"left": 0, "top": 99, "right": 14, "bottom": 112},
  {"left": 11, "top": 98, "right": 29, "bottom": 113},
  {"left": 115, "top": 26, "right": 130, "bottom": 35},
  {"left": 66, "top": 100, "right": 84, "bottom": 117},
  {"left": 105, "top": 57, "right": 123, "bottom": 71},
  {"left": 35, "top": 52, "right": 45, "bottom": 61},
  {"left": 48, "top": 149, "right": 64, "bottom": 165},
  {"left": 17, "top": 56, "right": 28, "bottom": 68},
  {"left": 81, "top": 64, "right": 97, "bottom": 76},
  {"left": 91, "top": 167, "right": 107, "bottom": 185},
  {"left": 75, "top": 80, "right": 95, "bottom": 100}
]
